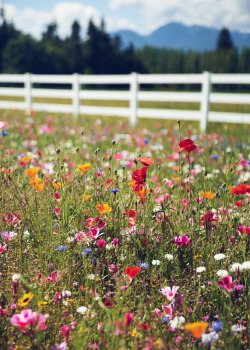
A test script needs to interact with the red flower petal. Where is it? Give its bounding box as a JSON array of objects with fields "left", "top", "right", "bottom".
[{"left": 138, "top": 157, "right": 154, "bottom": 167}]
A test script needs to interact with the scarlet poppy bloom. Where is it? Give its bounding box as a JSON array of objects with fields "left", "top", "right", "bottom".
[
  {"left": 125, "top": 266, "right": 141, "bottom": 279},
  {"left": 231, "top": 184, "right": 250, "bottom": 195},
  {"left": 178, "top": 139, "right": 197, "bottom": 153},
  {"left": 138, "top": 157, "right": 154, "bottom": 167},
  {"left": 132, "top": 167, "right": 147, "bottom": 191}
]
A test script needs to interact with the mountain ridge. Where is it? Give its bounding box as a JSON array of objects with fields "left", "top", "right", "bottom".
[{"left": 110, "top": 22, "right": 250, "bottom": 51}]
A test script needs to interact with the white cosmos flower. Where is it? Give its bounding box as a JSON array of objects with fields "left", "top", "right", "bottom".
[
  {"left": 87, "top": 274, "right": 95, "bottom": 280},
  {"left": 214, "top": 253, "right": 226, "bottom": 260},
  {"left": 242, "top": 261, "right": 250, "bottom": 270},
  {"left": 12, "top": 273, "right": 21, "bottom": 282},
  {"left": 77, "top": 306, "right": 88, "bottom": 314},
  {"left": 152, "top": 260, "right": 160, "bottom": 265},
  {"left": 164, "top": 254, "right": 174, "bottom": 261},
  {"left": 196, "top": 267, "right": 206, "bottom": 273},
  {"left": 169, "top": 316, "right": 185, "bottom": 329},
  {"left": 230, "top": 263, "right": 243, "bottom": 273},
  {"left": 216, "top": 270, "right": 228, "bottom": 278}
]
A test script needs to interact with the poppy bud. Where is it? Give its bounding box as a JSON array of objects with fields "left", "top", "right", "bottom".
[
  {"left": 204, "top": 170, "right": 208, "bottom": 176},
  {"left": 60, "top": 165, "right": 63, "bottom": 170},
  {"left": 111, "top": 140, "right": 116, "bottom": 145},
  {"left": 56, "top": 149, "right": 60, "bottom": 154}
]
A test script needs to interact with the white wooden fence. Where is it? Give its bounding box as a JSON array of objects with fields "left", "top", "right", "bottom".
[{"left": 0, "top": 72, "right": 250, "bottom": 131}]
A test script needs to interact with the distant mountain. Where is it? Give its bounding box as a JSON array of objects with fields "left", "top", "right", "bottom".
[{"left": 110, "top": 22, "right": 250, "bottom": 52}]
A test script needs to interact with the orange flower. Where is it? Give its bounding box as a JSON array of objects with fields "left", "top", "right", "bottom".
[
  {"left": 84, "top": 195, "right": 91, "bottom": 201},
  {"left": 29, "top": 179, "right": 44, "bottom": 192},
  {"left": 77, "top": 163, "right": 92, "bottom": 173},
  {"left": 96, "top": 203, "right": 112, "bottom": 214},
  {"left": 172, "top": 166, "right": 180, "bottom": 172},
  {"left": 22, "top": 156, "right": 31, "bottom": 163},
  {"left": 136, "top": 187, "right": 150, "bottom": 199},
  {"left": 199, "top": 192, "right": 216, "bottom": 200},
  {"left": 52, "top": 182, "right": 62, "bottom": 190},
  {"left": 128, "top": 181, "right": 136, "bottom": 188},
  {"left": 184, "top": 322, "right": 208, "bottom": 339},
  {"left": 0, "top": 169, "right": 13, "bottom": 174},
  {"left": 172, "top": 177, "right": 179, "bottom": 182},
  {"left": 25, "top": 168, "right": 39, "bottom": 180}
]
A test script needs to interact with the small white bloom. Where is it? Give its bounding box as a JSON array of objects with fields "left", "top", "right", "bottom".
[
  {"left": 216, "top": 270, "right": 228, "bottom": 278},
  {"left": 152, "top": 260, "right": 160, "bottom": 265},
  {"left": 214, "top": 253, "right": 226, "bottom": 261},
  {"left": 202, "top": 331, "right": 219, "bottom": 344},
  {"left": 62, "top": 290, "right": 71, "bottom": 297},
  {"left": 242, "top": 261, "right": 250, "bottom": 270},
  {"left": 230, "top": 263, "right": 243, "bottom": 273},
  {"left": 105, "top": 243, "right": 113, "bottom": 250},
  {"left": 87, "top": 274, "right": 95, "bottom": 280},
  {"left": 72, "top": 282, "right": 79, "bottom": 286},
  {"left": 231, "top": 324, "right": 244, "bottom": 334},
  {"left": 23, "top": 230, "right": 30, "bottom": 237},
  {"left": 164, "top": 254, "right": 174, "bottom": 261},
  {"left": 12, "top": 273, "right": 21, "bottom": 282},
  {"left": 67, "top": 236, "right": 74, "bottom": 243},
  {"left": 169, "top": 316, "right": 185, "bottom": 329},
  {"left": 77, "top": 306, "right": 88, "bottom": 314},
  {"left": 196, "top": 267, "right": 206, "bottom": 273}
]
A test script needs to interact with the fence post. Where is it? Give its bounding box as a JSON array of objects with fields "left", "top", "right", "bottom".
[
  {"left": 25, "top": 73, "right": 32, "bottom": 115},
  {"left": 200, "top": 71, "right": 211, "bottom": 132},
  {"left": 130, "top": 72, "right": 138, "bottom": 127},
  {"left": 72, "top": 73, "right": 80, "bottom": 117}
]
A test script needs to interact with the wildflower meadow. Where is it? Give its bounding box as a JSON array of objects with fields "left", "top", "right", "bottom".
[{"left": 0, "top": 111, "right": 249, "bottom": 350}]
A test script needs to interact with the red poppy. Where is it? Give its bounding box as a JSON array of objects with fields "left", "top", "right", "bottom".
[
  {"left": 125, "top": 209, "right": 136, "bottom": 228},
  {"left": 234, "top": 201, "right": 244, "bottom": 207},
  {"left": 138, "top": 157, "right": 154, "bottom": 167},
  {"left": 125, "top": 266, "right": 141, "bottom": 279},
  {"left": 231, "top": 184, "right": 250, "bottom": 195},
  {"left": 136, "top": 323, "right": 151, "bottom": 331},
  {"left": 132, "top": 167, "right": 147, "bottom": 191},
  {"left": 178, "top": 139, "right": 197, "bottom": 153}
]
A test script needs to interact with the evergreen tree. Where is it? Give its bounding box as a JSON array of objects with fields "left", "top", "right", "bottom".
[{"left": 216, "top": 27, "right": 234, "bottom": 50}]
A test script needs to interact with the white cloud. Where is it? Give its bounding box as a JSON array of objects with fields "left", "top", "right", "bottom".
[
  {"left": 109, "top": 0, "right": 250, "bottom": 33},
  {"left": 4, "top": 2, "right": 103, "bottom": 38}
]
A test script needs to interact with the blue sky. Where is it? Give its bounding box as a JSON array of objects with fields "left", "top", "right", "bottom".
[{"left": 2, "top": 0, "right": 250, "bottom": 38}]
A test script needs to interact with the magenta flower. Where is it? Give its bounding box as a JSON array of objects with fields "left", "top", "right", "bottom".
[
  {"left": 108, "top": 264, "right": 117, "bottom": 274},
  {"left": 173, "top": 235, "right": 190, "bottom": 247},
  {"left": 159, "top": 286, "right": 179, "bottom": 301},
  {"left": 113, "top": 153, "right": 123, "bottom": 160},
  {"left": 237, "top": 226, "right": 250, "bottom": 236},
  {"left": 219, "top": 276, "right": 236, "bottom": 292},
  {"left": 113, "top": 238, "right": 119, "bottom": 246},
  {"left": 0, "top": 243, "right": 7, "bottom": 253},
  {"left": 124, "top": 313, "right": 133, "bottom": 328},
  {"left": 97, "top": 239, "right": 106, "bottom": 249},
  {"left": 10, "top": 309, "right": 48, "bottom": 333}
]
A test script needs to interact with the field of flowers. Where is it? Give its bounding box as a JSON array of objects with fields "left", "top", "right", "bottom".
[{"left": 0, "top": 110, "right": 249, "bottom": 350}]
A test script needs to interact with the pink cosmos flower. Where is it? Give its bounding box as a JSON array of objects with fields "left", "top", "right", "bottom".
[
  {"left": 108, "top": 264, "right": 117, "bottom": 274},
  {"left": 97, "top": 239, "right": 106, "bottom": 249},
  {"left": 0, "top": 243, "right": 7, "bottom": 253},
  {"left": 219, "top": 276, "right": 236, "bottom": 292},
  {"left": 10, "top": 309, "right": 48, "bottom": 333},
  {"left": 113, "top": 153, "right": 123, "bottom": 160},
  {"left": 173, "top": 235, "right": 190, "bottom": 247},
  {"left": 55, "top": 193, "right": 60, "bottom": 200},
  {"left": 1, "top": 231, "right": 17, "bottom": 241},
  {"left": 61, "top": 325, "right": 70, "bottom": 341},
  {"left": 113, "top": 238, "right": 119, "bottom": 246},
  {"left": 237, "top": 226, "right": 250, "bottom": 236},
  {"left": 0, "top": 121, "right": 7, "bottom": 129},
  {"left": 159, "top": 286, "right": 179, "bottom": 301},
  {"left": 55, "top": 208, "right": 60, "bottom": 216}
]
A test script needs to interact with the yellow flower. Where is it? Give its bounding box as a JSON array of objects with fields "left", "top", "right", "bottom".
[
  {"left": 84, "top": 195, "right": 91, "bottom": 201},
  {"left": 37, "top": 301, "right": 47, "bottom": 307},
  {"left": 184, "top": 322, "right": 208, "bottom": 339},
  {"left": 52, "top": 182, "right": 62, "bottom": 190},
  {"left": 96, "top": 203, "right": 112, "bottom": 214},
  {"left": 18, "top": 292, "right": 34, "bottom": 307},
  {"left": 77, "top": 163, "right": 92, "bottom": 173},
  {"left": 130, "top": 330, "right": 140, "bottom": 337}
]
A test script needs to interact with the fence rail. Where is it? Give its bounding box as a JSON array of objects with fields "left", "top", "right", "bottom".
[{"left": 0, "top": 72, "right": 250, "bottom": 131}]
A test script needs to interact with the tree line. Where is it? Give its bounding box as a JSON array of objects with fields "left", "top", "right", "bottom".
[{"left": 0, "top": 16, "right": 249, "bottom": 76}]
